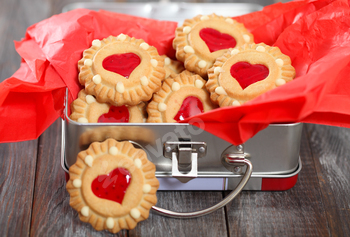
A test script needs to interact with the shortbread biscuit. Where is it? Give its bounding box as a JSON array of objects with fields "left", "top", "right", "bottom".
[
  {"left": 206, "top": 43, "right": 296, "bottom": 107},
  {"left": 173, "top": 14, "right": 254, "bottom": 78},
  {"left": 78, "top": 126, "right": 156, "bottom": 150},
  {"left": 66, "top": 139, "right": 159, "bottom": 233},
  {"left": 79, "top": 35, "right": 166, "bottom": 106},
  {"left": 160, "top": 55, "right": 184, "bottom": 79},
  {"left": 147, "top": 70, "right": 218, "bottom": 123},
  {"left": 70, "top": 90, "right": 146, "bottom": 123}
]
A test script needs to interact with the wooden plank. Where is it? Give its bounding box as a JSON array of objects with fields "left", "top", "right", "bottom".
[
  {"left": 130, "top": 191, "right": 228, "bottom": 236},
  {"left": 305, "top": 124, "right": 350, "bottom": 237},
  {"left": 0, "top": 140, "right": 38, "bottom": 237},
  {"left": 30, "top": 119, "right": 127, "bottom": 236},
  {"left": 0, "top": 0, "right": 52, "bottom": 81},
  {"left": 0, "top": 0, "right": 47, "bottom": 236},
  {"left": 0, "top": 0, "right": 22, "bottom": 80},
  {"left": 225, "top": 128, "right": 330, "bottom": 237}
]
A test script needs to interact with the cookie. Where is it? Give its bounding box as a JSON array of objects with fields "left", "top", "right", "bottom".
[
  {"left": 160, "top": 55, "right": 184, "bottom": 79},
  {"left": 147, "top": 70, "right": 218, "bottom": 123},
  {"left": 70, "top": 90, "right": 146, "bottom": 123},
  {"left": 78, "top": 34, "right": 166, "bottom": 106},
  {"left": 206, "top": 43, "right": 296, "bottom": 107},
  {"left": 173, "top": 13, "right": 254, "bottom": 78},
  {"left": 78, "top": 126, "right": 156, "bottom": 150},
  {"left": 66, "top": 139, "right": 159, "bottom": 233}
]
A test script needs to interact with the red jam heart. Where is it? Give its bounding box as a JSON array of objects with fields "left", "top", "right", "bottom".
[
  {"left": 174, "top": 96, "right": 204, "bottom": 121},
  {"left": 91, "top": 167, "right": 131, "bottom": 204},
  {"left": 102, "top": 53, "right": 141, "bottom": 78},
  {"left": 230, "top": 62, "right": 269, "bottom": 89},
  {"left": 199, "top": 28, "right": 237, "bottom": 53},
  {"left": 98, "top": 105, "right": 129, "bottom": 123}
]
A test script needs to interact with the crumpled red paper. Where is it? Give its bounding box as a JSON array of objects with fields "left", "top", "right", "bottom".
[
  {"left": 0, "top": 9, "right": 177, "bottom": 142},
  {"left": 183, "top": 0, "right": 350, "bottom": 144},
  {"left": 1, "top": 0, "right": 350, "bottom": 144}
]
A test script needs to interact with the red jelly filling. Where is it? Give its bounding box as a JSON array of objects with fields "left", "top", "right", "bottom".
[
  {"left": 199, "top": 28, "right": 237, "bottom": 53},
  {"left": 91, "top": 167, "right": 131, "bottom": 204},
  {"left": 102, "top": 53, "right": 140, "bottom": 78},
  {"left": 98, "top": 105, "right": 129, "bottom": 123},
  {"left": 230, "top": 62, "right": 269, "bottom": 89},
  {"left": 174, "top": 96, "right": 204, "bottom": 121}
]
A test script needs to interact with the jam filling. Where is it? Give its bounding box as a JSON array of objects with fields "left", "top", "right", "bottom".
[
  {"left": 230, "top": 62, "right": 269, "bottom": 89},
  {"left": 199, "top": 28, "right": 237, "bottom": 53},
  {"left": 102, "top": 53, "right": 141, "bottom": 78},
  {"left": 174, "top": 96, "right": 204, "bottom": 121},
  {"left": 98, "top": 105, "right": 129, "bottom": 123},
  {"left": 91, "top": 167, "right": 131, "bottom": 204}
]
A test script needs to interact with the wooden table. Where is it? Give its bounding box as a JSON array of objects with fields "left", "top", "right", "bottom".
[{"left": 1, "top": 0, "right": 349, "bottom": 236}]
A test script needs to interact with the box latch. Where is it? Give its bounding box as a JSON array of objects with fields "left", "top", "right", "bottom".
[{"left": 163, "top": 141, "right": 207, "bottom": 183}]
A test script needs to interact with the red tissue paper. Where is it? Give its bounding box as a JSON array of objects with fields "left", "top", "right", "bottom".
[
  {"left": 1, "top": 0, "right": 350, "bottom": 145},
  {"left": 0, "top": 9, "right": 177, "bottom": 142}
]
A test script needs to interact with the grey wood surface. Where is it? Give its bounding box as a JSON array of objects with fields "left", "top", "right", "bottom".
[
  {"left": 225, "top": 129, "right": 331, "bottom": 237},
  {"left": 0, "top": 0, "right": 349, "bottom": 236}
]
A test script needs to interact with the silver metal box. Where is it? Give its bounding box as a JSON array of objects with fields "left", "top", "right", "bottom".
[{"left": 61, "top": 2, "right": 302, "bottom": 191}]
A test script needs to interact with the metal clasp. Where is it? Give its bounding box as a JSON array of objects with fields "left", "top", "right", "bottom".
[{"left": 163, "top": 141, "right": 207, "bottom": 183}]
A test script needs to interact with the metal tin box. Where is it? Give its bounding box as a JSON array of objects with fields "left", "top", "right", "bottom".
[
  {"left": 61, "top": 90, "right": 302, "bottom": 191},
  {"left": 61, "top": 2, "right": 302, "bottom": 191}
]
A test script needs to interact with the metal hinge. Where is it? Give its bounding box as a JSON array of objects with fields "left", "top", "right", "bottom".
[
  {"left": 221, "top": 144, "right": 251, "bottom": 174},
  {"left": 163, "top": 141, "right": 207, "bottom": 183}
]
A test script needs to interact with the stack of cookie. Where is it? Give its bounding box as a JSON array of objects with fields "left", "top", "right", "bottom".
[
  {"left": 173, "top": 13, "right": 295, "bottom": 107},
  {"left": 67, "top": 13, "right": 297, "bottom": 233},
  {"left": 70, "top": 13, "right": 295, "bottom": 125}
]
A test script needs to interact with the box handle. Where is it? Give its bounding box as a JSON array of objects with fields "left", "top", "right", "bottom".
[{"left": 151, "top": 157, "right": 253, "bottom": 218}]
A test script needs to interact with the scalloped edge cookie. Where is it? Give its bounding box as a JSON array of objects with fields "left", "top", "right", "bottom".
[
  {"left": 160, "top": 55, "right": 185, "bottom": 79},
  {"left": 79, "top": 34, "right": 166, "bottom": 106},
  {"left": 206, "top": 43, "right": 296, "bottom": 107},
  {"left": 66, "top": 139, "right": 159, "bottom": 233},
  {"left": 69, "top": 90, "right": 146, "bottom": 123},
  {"left": 173, "top": 13, "right": 254, "bottom": 78},
  {"left": 78, "top": 126, "right": 156, "bottom": 149},
  {"left": 147, "top": 70, "right": 218, "bottom": 123}
]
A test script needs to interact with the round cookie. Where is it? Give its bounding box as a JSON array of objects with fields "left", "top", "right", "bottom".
[
  {"left": 78, "top": 126, "right": 156, "bottom": 150},
  {"left": 66, "top": 139, "right": 159, "bottom": 233},
  {"left": 160, "top": 55, "right": 184, "bottom": 79},
  {"left": 206, "top": 43, "right": 296, "bottom": 107},
  {"left": 173, "top": 13, "right": 254, "bottom": 78},
  {"left": 147, "top": 70, "right": 218, "bottom": 123},
  {"left": 70, "top": 90, "right": 146, "bottom": 123},
  {"left": 79, "top": 34, "right": 166, "bottom": 106}
]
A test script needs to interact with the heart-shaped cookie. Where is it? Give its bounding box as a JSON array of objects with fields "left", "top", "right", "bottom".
[
  {"left": 230, "top": 62, "right": 269, "bottom": 89},
  {"left": 199, "top": 28, "right": 237, "bottom": 53},
  {"left": 206, "top": 43, "right": 296, "bottom": 107},
  {"left": 174, "top": 96, "right": 204, "bottom": 121},
  {"left": 147, "top": 70, "right": 218, "bottom": 123},
  {"left": 173, "top": 14, "right": 254, "bottom": 78},
  {"left": 102, "top": 53, "right": 140, "bottom": 78},
  {"left": 78, "top": 34, "right": 166, "bottom": 106},
  {"left": 91, "top": 167, "right": 131, "bottom": 204},
  {"left": 69, "top": 90, "right": 146, "bottom": 123},
  {"left": 66, "top": 139, "right": 159, "bottom": 233},
  {"left": 98, "top": 105, "right": 130, "bottom": 123}
]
